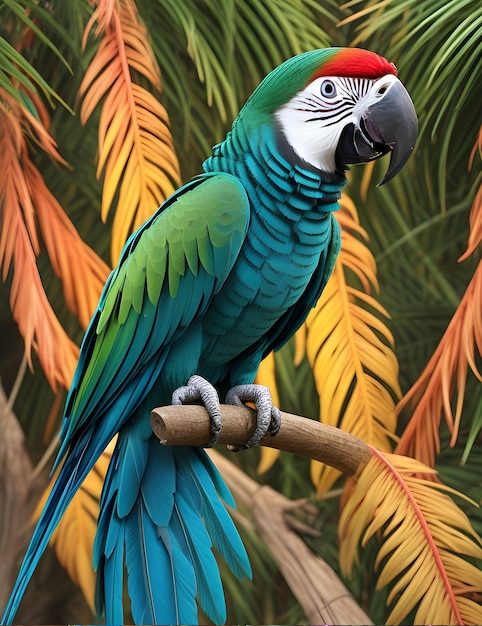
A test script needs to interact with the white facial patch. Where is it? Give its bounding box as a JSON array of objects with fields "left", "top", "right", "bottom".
[{"left": 275, "top": 74, "right": 399, "bottom": 173}]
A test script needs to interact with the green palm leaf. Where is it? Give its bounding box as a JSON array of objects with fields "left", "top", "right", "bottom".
[{"left": 0, "top": 0, "right": 71, "bottom": 107}]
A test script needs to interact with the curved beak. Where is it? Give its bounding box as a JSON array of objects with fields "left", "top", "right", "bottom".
[
  {"left": 335, "top": 78, "right": 417, "bottom": 185},
  {"left": 366, "top": 79, "right": 418, "bottom": 185}
]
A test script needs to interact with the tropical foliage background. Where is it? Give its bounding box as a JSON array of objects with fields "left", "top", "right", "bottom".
[{"left": 0, "top": 0, "right": 481, "bottom": 623}]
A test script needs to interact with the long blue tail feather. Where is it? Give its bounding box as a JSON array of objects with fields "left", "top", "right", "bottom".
[
  {"left": 157, "top": 523, "right": 198, "bottom": 624},
  {"left": 92, "top": 425, "right": 251, "bottom": 625},
  {"left": 125, "top": 498, "right": 197, "bottom": 625},
  {"left": 174, "top": 492, "right": 226, "bottom": 624},
  {"left": 2, "top": 414, "right": 250, "bottom": 625},
  {"left": 178, "top": 448, "right": 252, "bottom": 579}
]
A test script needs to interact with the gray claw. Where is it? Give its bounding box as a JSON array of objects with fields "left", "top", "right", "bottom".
[
  {"left": 172, "top": 375, "right": 222, "bottom": 446},
  {"left": 225, "top": 384, "right": 281, "bottom": 450}
]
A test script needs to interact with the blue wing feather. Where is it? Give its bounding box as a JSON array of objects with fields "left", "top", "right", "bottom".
[{"left": 1, "top": 173, "right": 251, "bottom": 625}]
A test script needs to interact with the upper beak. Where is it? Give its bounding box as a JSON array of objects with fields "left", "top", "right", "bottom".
[
  {"left": 364, "top": 79, "right": 418, "bottom": 185},
  {"left": 335, "top": 77, "right": 417, "bottom": 185}
]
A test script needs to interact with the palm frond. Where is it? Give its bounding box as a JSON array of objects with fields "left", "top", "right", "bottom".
[
  {"left": 394, "top": 134, "right": 481, "bottom": 465},
  {"left": 33, "top": 164, "right": 110, "bottom": 329},
  {"left": 304, "top": 195, "right": 400, "bottom": 494},
  {"left": 0, "top": 91, "right": 78, "bottom": 390},
  {"left": 34, "top": 440, "right": 115, "bottom": 612},
  {"left": 0, "top": 0, "right": 71, "bottom": 108},
  {"left": 79, "top": 0, "right": 181, "bottom": 264},
  {"left": 396, "top": 259, "right": 482, "bottom": 464},
  {"left": 339, "top": 448, "right": 482, "bottom": 624},
  {"left": 13, "top": 88, "right": 110, "bottom": 330}
]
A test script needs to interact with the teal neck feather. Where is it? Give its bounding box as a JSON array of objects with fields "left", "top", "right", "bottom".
[{"left": 203, "top": 120, "right": 346, "bottom": 232}]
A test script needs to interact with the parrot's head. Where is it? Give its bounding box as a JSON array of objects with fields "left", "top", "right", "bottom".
[{"left": 240, "top": 47, "right": 417, "bottom": 184}]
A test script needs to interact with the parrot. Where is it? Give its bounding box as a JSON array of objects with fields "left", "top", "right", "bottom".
[{"left": 2, "top": 47, "right": 417, "bottom": 625}]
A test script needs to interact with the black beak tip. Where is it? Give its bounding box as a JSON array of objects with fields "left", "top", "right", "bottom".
[{"left": 377, "top": 142, "right": 416, "bottom": 186}]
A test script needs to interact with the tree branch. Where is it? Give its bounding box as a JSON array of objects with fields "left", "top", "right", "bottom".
[
  {"left": 150, "top": 404, "right": 373, "bottom": 477},
  {"left": 209, "top": 449, "right": 373, "bottom": 625}
]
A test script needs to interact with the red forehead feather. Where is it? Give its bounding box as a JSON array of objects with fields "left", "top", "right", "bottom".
[{"left": 310, "top": 48, "right": 397, "bottom": 80}]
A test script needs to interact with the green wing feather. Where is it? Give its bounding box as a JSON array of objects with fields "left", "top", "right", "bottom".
[{"left": 60, "top": 173, "right": 249, "bottom": 449}]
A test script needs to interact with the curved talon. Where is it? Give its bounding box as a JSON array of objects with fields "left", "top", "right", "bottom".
[
  {"left": 171, "top": 375, "right": 222, "bottom": 447},
  {"left": 225, "top": 384, "right": 281, "bottom": 451},
  {"left": 269, "top": 405, "right": 281, "bottom": 437}
]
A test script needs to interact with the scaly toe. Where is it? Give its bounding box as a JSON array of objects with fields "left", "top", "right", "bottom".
[
  {"left": 171, "top": 375, "right": 222, "bottom": 447},
  {"left": 225, "top": 384, "right": 281, "bottom": 450}
]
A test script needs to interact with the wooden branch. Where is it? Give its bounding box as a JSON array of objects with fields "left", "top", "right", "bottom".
[
  {"left": 209, "top": 448, "right": 373, "bottom": 624},
  {"left": 151, "top": 404, "right": 372, "bottom": 477}
]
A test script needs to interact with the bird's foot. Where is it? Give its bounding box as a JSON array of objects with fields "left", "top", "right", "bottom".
[
  {"left": 171, "top": 375, "right": 222, "bottom": 447},
  {"left": 225, "top": 384, "right": 281, "bottom": 451}
]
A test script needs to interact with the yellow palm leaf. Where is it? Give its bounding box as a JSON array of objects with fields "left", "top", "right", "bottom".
[
  {"left": 255, "top": 352, "right": 282, "bottom": 473},
  {"left": 79, "top": 0, "right": 181, "bottom": 264},
  {"left": 339, "top": 448, "right": 482, "bottom": 624},
  {"left": 34, "top": 440, "right": 115, "bottom": 612},
  {"left": 305, "top": 195, "right": 400, "bottom": 494}
]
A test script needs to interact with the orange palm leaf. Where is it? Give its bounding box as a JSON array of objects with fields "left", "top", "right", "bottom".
[
  {"left": 79, "top": 0, "right": 181, "bottom": 264},
  {"left": 1, "top": 86, "right": 109, "bottom": 386},
  {"left": 396, "top": 260, "right": 482, "bottom": 464},
  {"left": 7, "top": 222, "right": 79, "bottom": 391},
  {"left": 397, "top": 137, "right": 482, "bottom": 464},
  {"left": 306, "top": 195, "right": 400, "bottom": 494},
  {"left": 0, "top": 92, "right": 78, "bottom": 389},
  {"left": 339, "top": 448, "right": 482, "bottom": 624},
  {"left": 30, "top": 163, "right": 110, "bottom": 329}
]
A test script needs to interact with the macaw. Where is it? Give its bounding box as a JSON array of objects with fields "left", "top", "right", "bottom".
[{"left": 2, "top": 47, "right": 417, "bottom": 625}]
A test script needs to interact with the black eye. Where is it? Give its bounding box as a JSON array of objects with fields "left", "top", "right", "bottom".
[{"left": 320, "top": 80, "right": 336, "bottom": 98}]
